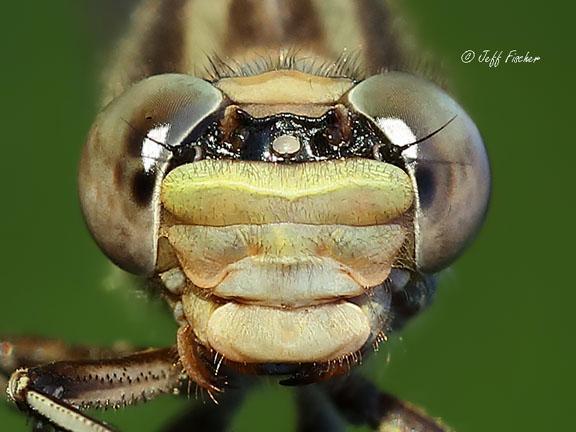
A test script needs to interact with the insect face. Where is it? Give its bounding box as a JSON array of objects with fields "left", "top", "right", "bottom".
[{"left": 79, "top": 68, "right": 489, "bottom": 378}]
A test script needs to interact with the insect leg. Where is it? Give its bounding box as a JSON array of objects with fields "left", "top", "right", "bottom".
[
  {"left": 6, "top": 347, "right": 183, "bottom": 432},
  {"left": 389, "top": 273, "right": 437, "bottom": 331},
  {"left": 0, "top": 336, "right": 136, "bottom": 372},
  {"left": 295, "top": 386, "right": 346, "bottom": 432},
  {"left": 176, "top": 324, "right": 226, "bottom": 394},
  {"left": 323, "top": 374, "right": 449, "bottom": 432},
  {"left": 1, "top": 336, "right": 137, "bottom": 396}
]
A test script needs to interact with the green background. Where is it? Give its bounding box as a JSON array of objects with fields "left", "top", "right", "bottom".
[{"left": 0, "top": 1, "right": 572, "bottom": 431}]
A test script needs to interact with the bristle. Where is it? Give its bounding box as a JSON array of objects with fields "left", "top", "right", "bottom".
[{"left": 204, "top": 49, "right": 366, "bottom": 82}]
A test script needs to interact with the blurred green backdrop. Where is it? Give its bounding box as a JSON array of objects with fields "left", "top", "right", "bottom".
[{"left": 0, "top": 1, "right": 572, "bottom": 431}]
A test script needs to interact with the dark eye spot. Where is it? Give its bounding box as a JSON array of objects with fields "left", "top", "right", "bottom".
[
  {"left": 415, "top": 165, "right": 436, "bottom": 209},
  {"left": 132, "top": 169, "right": 157, "bottom": 207}
]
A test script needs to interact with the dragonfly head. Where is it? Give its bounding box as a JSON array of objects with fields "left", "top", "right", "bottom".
[{"left": 78, "top": 69, "right": 489, "bottom": 378}]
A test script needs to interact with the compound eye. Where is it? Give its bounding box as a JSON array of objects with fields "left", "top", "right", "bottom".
[
  {"left": 79, "top": 74, "right": 224, "bottom": 275},
  {"left": 345, "top": 72, "right": 490, "bottom": 272}
]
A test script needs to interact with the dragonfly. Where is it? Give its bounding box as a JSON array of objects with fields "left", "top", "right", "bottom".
[{"left": 1, "top": 0, "right": 490, "bottom": 431}]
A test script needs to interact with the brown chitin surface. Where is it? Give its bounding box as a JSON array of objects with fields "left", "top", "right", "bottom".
[{"left": 103, "top": 0, "right": 409, "bottom": 103}]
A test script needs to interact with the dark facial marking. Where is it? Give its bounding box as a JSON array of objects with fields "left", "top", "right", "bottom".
[
  {"left": 414, "top": 165, "right": 436, "bottom": 209},
  {"left": 132, "top": 168, "right": 157, "bottom": 207}
]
